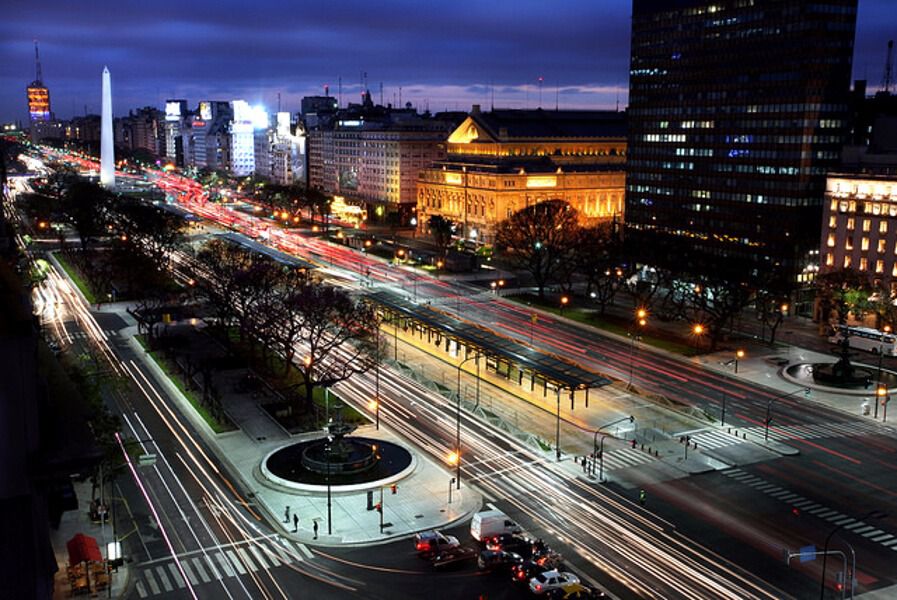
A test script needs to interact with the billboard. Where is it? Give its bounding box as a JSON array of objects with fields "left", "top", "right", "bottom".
[
  {"left": 165, "top": 101, "right": 182, "bottom": 121},
  {"left": 199, "top": 101, "right": 212, "bottom": 120}
]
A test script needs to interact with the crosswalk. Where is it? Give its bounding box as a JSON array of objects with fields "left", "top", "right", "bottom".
[
  {"left": 133, "top": 539, "right": 312, "bottom": 598},
  {"left": 63, "top": 329, "right": 120, "bottom": 341},
  {"left": 586, "top": 447, "right": 656, "bottom": 473},
  {"left": 743, "top": 420, "right": 885, "bottom": 443},
  {"left": 722, "top": 468, "right": 897, "bottom": 552},
  {"left": 688, "top": 429, "right": 750, "bottom": 450}
]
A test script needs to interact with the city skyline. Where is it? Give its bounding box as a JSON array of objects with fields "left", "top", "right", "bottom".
[{"left": 1, "top": 0, "right": 894, "bottom": 122}]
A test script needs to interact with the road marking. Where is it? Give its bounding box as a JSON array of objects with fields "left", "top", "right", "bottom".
[
  {"left": 296, "top": 543, "right": 314, "bottom": 560},
  {"left": 871, "top": 533, "right": 893, "bottom": 543},
  {"left": 249, "top": 546, "right": 269, "bottom": 569},
  {"left": 237, "top": 548, "right": 259, "bottom": 571},
  {"left": 155, "top": 566, "right": 173, "bottom": 592},
  {"left": 135, "top": 580, "right": 148, "bottom": 598},
  {"left": 167, "top": 563, "right": 186, "bottom": 588},
  {"left": 143, "top": 568, "right": 161, "bottom": 595},
  {"left": 226, "top": 550, "right": 247, "bottom": 575},
  {"left": 861, "top": 528, "right": 884, "bottom": 538},
  {"left": 203, "top": 554, "right": 222, "bottom": 580},
  {"left": 216, "top": 552, "right": 236, "bottom": 578},
  {"left": 853, "top": 526, "right": 875, "bottom": 535},
  {"left": 191, "top": 557, "right": 211, "bottom": 583},
  {"left": 181, "top": 560, "right": 199, "bottom": 585}
]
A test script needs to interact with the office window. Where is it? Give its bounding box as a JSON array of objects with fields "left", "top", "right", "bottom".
[
  {"left": 879, "top": 239, "right": 888, "bottom": 253},
  {"left": 880, "top": 221, "right": 889, "bottom": 234},
  {"left": 859, "top": 257, "right": 867, "bottom": 270},
  {"left": 876, "top": 260, "right": 884, "bottom": 273},
  {"left": 863, "top": 219, "right": 872, "bottom": 232}
]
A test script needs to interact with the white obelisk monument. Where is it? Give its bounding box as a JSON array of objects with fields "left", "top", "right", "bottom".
[{"left": 100, "top": 66, "right": 115, "bottom": 188}]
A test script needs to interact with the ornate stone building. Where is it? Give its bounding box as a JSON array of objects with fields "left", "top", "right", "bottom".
[{"left": 416, "top": 106, "right": 626, "bottom": 245}]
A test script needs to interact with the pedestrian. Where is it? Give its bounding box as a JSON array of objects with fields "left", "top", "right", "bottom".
[
  {"left": 313, "top": 520, "right": 319, "bottom": 540},
  {"left": 283, "top": 506, "right": 290, "bottom": 523},
  {"left": 293, "top": 514, "right": 298, "bottom": 533},
  {"left": 639, "top": 489, "right": 646, "bottom": 507}
]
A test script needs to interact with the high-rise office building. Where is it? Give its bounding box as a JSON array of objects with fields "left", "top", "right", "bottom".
[
  {"left": 26, "top": 41, "right": 51, "bottom": 124},
  {"left": 625, "top": 0, "right": 858, "bottom": 286}
]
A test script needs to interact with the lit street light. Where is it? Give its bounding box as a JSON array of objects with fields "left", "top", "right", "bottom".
[
  {"left": 628, "top": 308, "right": 648, "bottom": 388},
  {"left": 765, "top": 387, "right": 810, "bottom": 441},
  {"left": 592, "top": 416, "right": 635, "bottom": 482}
]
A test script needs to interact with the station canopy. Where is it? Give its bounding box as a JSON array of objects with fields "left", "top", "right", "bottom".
[{"left": 367, "top": 290, "right": 611, "bottom": 391}]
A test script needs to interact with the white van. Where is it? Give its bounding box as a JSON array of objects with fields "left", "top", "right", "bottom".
[{"left": 470, "top": 510, "right": 521, "bottom": 542}]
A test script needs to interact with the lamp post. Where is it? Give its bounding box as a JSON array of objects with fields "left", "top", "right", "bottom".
[
  {"left": 876, "top": 325, "right": 891, "bottom": 410},
  {"left": 765, "top": 387, "right": 810, "bottom": 441},
  {"left": 628, "top": 309, "right": 648, "bottom": 388},
  {"left": 692, "top": 323, "right": 705, "bottom": 353},
  {"left": 820, "top": 510, "right": 884, "bottom": 599},
  {"left": 374, "top": 331, "right": 381, "bottom": 429},
  {"left": 560, "top": 295, "right": 569, "bottom": 314},
  {"left": 592, "top": 415, "right": 635, "bottom": 482},
  {"left": 735, "top": 348, "right": 745, "bottom": 374},
  {"left": 455, "top": 349, "right": 480, "bottom": 489},
  {"left": 325, "top": 435, "right": 333, "bottom": 535}
]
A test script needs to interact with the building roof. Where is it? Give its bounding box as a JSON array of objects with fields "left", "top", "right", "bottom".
[
  {"left": 466, "top": 109, "right": 627, "bottom": 141},
  {"left": 367, "top": 290, "right": 612, "bottom": 390}
]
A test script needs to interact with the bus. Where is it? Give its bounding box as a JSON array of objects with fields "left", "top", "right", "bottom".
[{"left": 828, "top": 325, "right": 897, "bottom": 356}]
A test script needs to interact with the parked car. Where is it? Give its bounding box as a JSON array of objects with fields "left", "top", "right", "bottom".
[
  {"left": 529, "top": 570, "right": 581, "bottom": 596},
  {"left": 477, "top": 550, "right": 523, "bottom": 573},
  {"left": 414, "top": 530, "right": 459, "bottom": 557},
  {"left": 431, "top": 546, "right": 478, "bottom": 570}
]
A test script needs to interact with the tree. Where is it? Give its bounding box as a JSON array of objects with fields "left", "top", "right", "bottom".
[
  {"left": 292, "top": 285, "right": 379, "bottom": 412},
  {"left": 427, "top": 215, "right": 454, "bottom": 257},
  {"left": 493, "top": 200, "right": 581, "bottom": 299},
  {"left": 302, "top": 187, "right": 331, "bottom": 230},
  {"left": 684, "top": 276, "right": 755, "bottom": 352},
  {"left": 113, "top": 197, "right": 185, "bottom": 266},
  {"left": 61, "top": 181, "right": 113, "bottom": 251},
  {"left": 815, "top": 268, "right": 874, "bottom": 326},
  {"left": 569, "top": 222, "right": 623, "bottom": 314},
  {"left": 754, "top": 267, "right": 799, "bottom": 345}
]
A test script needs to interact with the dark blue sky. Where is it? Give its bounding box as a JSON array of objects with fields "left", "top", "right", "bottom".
[{"left": 1, "top": 0, "right": 893, "bottom": 122}]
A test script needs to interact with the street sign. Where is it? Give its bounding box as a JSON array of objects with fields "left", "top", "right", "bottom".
[
  {"left": 138, "top": 453, "right": 157, "bottom": 466},
  {"left": 799, "top": 545, "right": 816, "bottom": 563}
]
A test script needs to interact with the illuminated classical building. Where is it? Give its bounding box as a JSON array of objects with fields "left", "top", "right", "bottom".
[
  {"left": 416, "top": 106, "right": 627, "bottom": 244},
  {"left": 821, "top": 173, "right": 897, "bottom": 290}
]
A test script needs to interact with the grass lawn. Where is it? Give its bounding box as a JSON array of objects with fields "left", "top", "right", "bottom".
[
  {"left": 509, "top": 292, "right": 696, "bottom": 356},
  {"left": 53, "top": 251, "right": 97, "bottom": 304},
  {"left": 135, "top": 335, "right": 235, "bottom": 434}
]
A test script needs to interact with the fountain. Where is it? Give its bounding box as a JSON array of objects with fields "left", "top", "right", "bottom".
[
  {"left": 262, "top": 404, "right": 412, "bottom": 487},
  {"left": 810, "top": 334, "right": 875, "bottom": 389}
]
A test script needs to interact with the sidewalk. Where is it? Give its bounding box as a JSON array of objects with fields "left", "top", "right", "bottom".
[
  {"left": 125, "top": 328, "right": 483, "bottom": 548},
  {"left": 50, "top": 479, "right": 130, "bottom": 600}
]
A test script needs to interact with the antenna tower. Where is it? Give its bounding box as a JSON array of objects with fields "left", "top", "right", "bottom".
[
  {"left": 882, "top": 40, "right": 894, "bottom": 94},
  {"left": 34, "top": 40, "right": 43, "bottom": 83}
]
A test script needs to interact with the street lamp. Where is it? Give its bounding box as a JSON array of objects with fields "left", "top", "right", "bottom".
[
  {"left": 876, "top": 325, "right": 891, "bottom": 403},
  {"left": 560, "top": 295, "right": 569, "bottom": 313},
  {"left": 735, "top": 348, "right": 745, "bottom": 374},
  {"left": 692, "top": 323, "right": 705, "bottom": 353},
  {"left": 876, "top": 385, "right": 889, "bottom": 422},
  {"left": 592, "top": 416, "right": 635, "bottom": 482},
  {"left": 820, "top": 510, "right": 885, "bottom": 599},
  {"left": 325, "top": 434, "right": 333, "bottom": 535},
  {"left": 628, "top": 309, "right": 647, "bottom": 388},
  {"left": 765, "top": 387, "right": 810, "bottom": 441},
  {"left": 455, "top": 349, "right": 481, "bottom": 489}
]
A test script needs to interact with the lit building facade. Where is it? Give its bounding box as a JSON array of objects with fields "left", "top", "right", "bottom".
[
  {"left": 625, "top": 0, "right": 858, "bottom": 286},
  {"left": 164, "top": 100, "right": 189, "bottom": 166},
  {"left": 417, "top": 107, "right": 626, "bottom": 244},
  {"left": 821, "top": 173, "right": 897, "bottom": 289}
]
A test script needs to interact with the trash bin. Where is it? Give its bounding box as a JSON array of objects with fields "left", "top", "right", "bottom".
[{"left": 862, "top": 402, "right": 870, "bottom": 416}]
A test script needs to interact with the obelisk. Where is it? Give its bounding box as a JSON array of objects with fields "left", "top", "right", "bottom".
[{"left": 100, "top": 66, "right": 115, "bottom": 188}]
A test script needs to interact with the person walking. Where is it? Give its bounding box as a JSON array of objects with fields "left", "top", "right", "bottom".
[
  {"left": 313, "top": 520, "right": 319, "bottom": 540},
  {"left": 292, "top": 514, "right": 299, "bottom": 533},
  {"left": 283, "top": 506, "right": 290, "bottom": 523},
  {"left": 639, "top": 489, "right": 647, "bottom": 506}
]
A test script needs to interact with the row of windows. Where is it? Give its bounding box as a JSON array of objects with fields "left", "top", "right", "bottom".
[
  {"left": 648, "top": 118, "right": 842, "bottom": 130},
  {"left": 629, "top": 102, "right": 847, "bottom": 117},
  {"left": 636, "top": 133, "right": 844, "bottom": 145},
  {"left": 828, "top": 254, "right": 897, "bottom": 275},
  {"left": 827, "top": 234, "right": 896, "bottom": 253},
  {"left": 627, "top": 187, "right": 820, "bottom": 207},
  {"left": 833, "top": 200, "right": 897, "bottom": 217}
]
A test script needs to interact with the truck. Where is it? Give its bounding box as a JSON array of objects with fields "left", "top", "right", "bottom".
[{"left": 470, "top": 509, "right": 522, "bottom": 542}]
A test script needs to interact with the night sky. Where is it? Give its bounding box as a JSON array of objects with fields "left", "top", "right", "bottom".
[{"left": 1, "top": 0, "right": 893, "bottom": 122}]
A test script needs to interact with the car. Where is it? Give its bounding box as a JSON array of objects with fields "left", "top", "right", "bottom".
[
  {"left": 414, "top": 530, "right": 459, "bottom": 557},
  {"left": 529, "top": 570, "right": 581, "bottom": 595},
  {"left": 510, "top": 559, "right": 551, "bottom": 584},
  {"left": 431, "top": 546, "right": 478, "bottom": 570},
  {"left": 483, "top": 533, "right": 533, "bottom": 554},
  {"left": 477, "top": 550, "right": 523, "bottom": 573}
]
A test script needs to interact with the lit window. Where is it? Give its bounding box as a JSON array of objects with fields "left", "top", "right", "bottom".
[
  {"left": 876, "top": 260, "right": 885, "bottom": 273},
  {"left": 862, "top": 238, "right": 870, "bottom": 251},
  {"left": 826, "top": 253, "right": 834, "bottom": 266},
  {"left": 829, "top": 216, "right": 837, "bottom": 228},
  {"left": 879, "top": 240, "right": 888, "bottom": 253},
  {"left": 859, "top": 257, "right": 867, "bottom": 270},
  {"left": 863, "top": 219, "right": 871, "bottom": 232},
  {"left": 846, "top": 238, "right": 854, "bottom": 250},
  {"left": 880, "top": 221, "right": 888, "bottom": 234},
  {"left": 847, "top": 218, "right": 855, "bottom": 230},
  {"left": 827, "top": 234, "right": 836, "bottom": 247},
  {"left": 844, "top": 255, "right": 852, "bottom": 268}
]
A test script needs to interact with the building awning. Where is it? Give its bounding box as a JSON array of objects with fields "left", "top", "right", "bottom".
[{"left": 67, "top": 533, "right": 102, "bottom": 566}]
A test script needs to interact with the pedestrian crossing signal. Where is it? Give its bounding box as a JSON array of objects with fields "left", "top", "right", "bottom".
[
  {"left": 375, "top": 503, "right": 382, "bottom": 513},
  {"left": 390, "top": 484, "right": 397, "bottom": 494}
]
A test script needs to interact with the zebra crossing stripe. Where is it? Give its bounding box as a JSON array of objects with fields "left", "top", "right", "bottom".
[
  {"left": 155, "top": 566, "right": 173, "bottom": 592},
  {"left": 181, "top": 560, "right": 199, "bottom": 585},
  {"left": 882, "top": 538, "right": 897, "bottom": 547},
  {"left": 216, "top": 552, "right": 236, "bottom": 578},
  {"left": 833, "top": 517, "right": 855, "bottom": 526},
  {"left": 249, "top": 546, "right": 269, "bottom": 569},
  {"left": 237, "top": 548, "right": 259, "bottom": 572},
  {"left": 296, "top": 543, "right": 314, "bottom": 560},
  {"left": 872, "top": 533, "right": 894, "bottom": 543},
  {"left": 191, "top": 557, "right": 211, "bottom": 583},
  {"left": 143, "top": 568, "right": 161, "bottom": 595},
  {"left": 135, "top": 580, "right": 148, "bottom": 598},
  {"left": 203, "top": 554, "right": 222, "bottom": 580},
  {"left": 167, "top": 562, "right": 186, "bottom": 588},
  {"left": 225, "top": 550, "right": 246, "bottom": 575}
]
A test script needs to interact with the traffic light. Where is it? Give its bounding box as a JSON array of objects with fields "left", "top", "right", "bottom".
[{"left": 390, "top": 484, "right": 397, "bottom": 495}]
